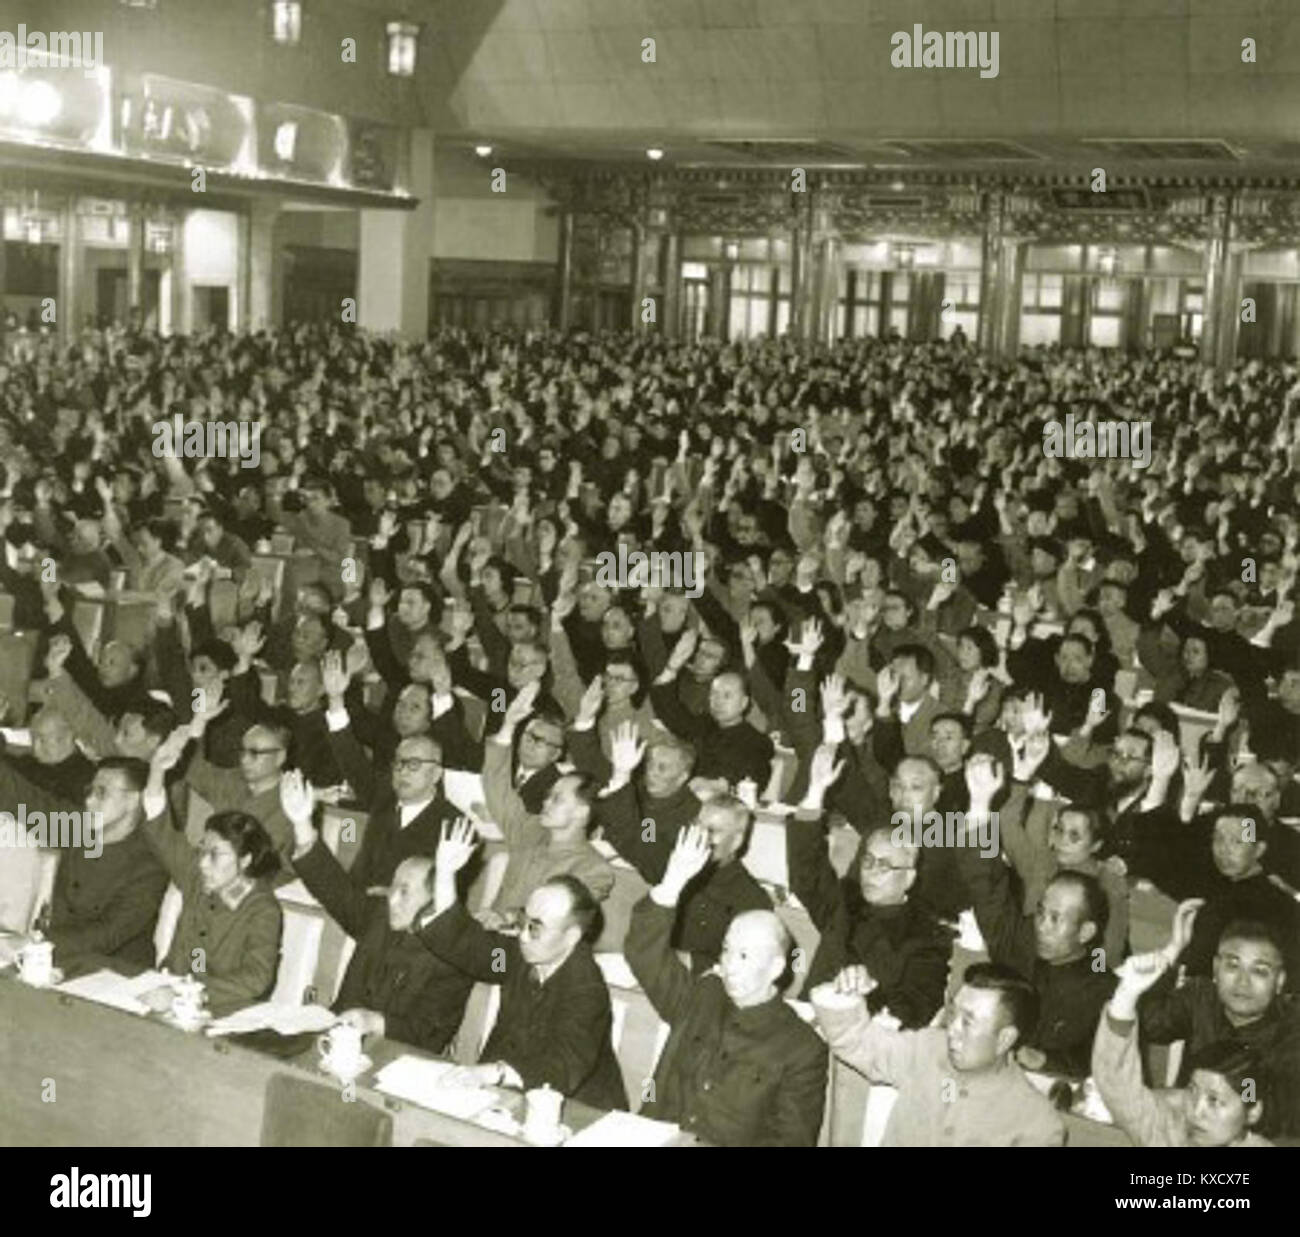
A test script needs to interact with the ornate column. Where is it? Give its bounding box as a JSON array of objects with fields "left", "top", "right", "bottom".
[
  {"left": 1201, "top": 196, "right": 1244, "bottom": 370},
  {"left": 978, "top": 194, "right": 1025, "bottom": 358},
  {"left": 556, "top": 209, "right": 575, "bottom": 330},
  {"left": 660, "top": 230, "right": 681, "bottom": 338},
  {"left": 58, "top": 198, "right": 83, "bottom": 343}
]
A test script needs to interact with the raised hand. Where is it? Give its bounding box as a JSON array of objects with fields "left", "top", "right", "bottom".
[
  {"left": 278, "top": 768, "right": 316, "bottom": 826},
  {"left": 608, "top": 720, "right": 646, "bottom": 780},
  {"left": 231, "top": 620, "right": 265, "bottom": 665},
  {"left": 1181, "top": 751, "right": 1215, "bottom": 803},
  {"left": 875, "top": 664, "right": 900, "bottom": 708},
  {"left": 574, "top": 675, "right": 604, "bottom": 728},
  {"left": 45, "top": 633, "right": 73, "bottom": 677},
  {"left": 503, "top": 679, "right": 541, "bottom": 729},
  {"left": 436, "top": 817, "right": 479, "bottom": 876},
  {"left": 1165, "top": 897, "right": 1205, "bottom": 962},
  {"left": 150, "top": 726, "right": 191, "bottom": 775},
  {"left": 666, "top": 626, "right": 699, "bottom": 672},
  {"left": 1150, "top": 730, "right": 1180, "bottom": 784},
  {"left": 820, "top": 673, "right": 849, "bottom": 721},
  {"left": 964, "top": 754, "right": 1005, "bottom": 806},
  {"left": 1010, "top": 730, "right": 1050, "bottom": 783},
  {"left": 321, "top": 649, "right": 351, "bottom": 701},
  {"left": 659, "top": 823, "right": 712, "bottom": 899},
  {"left": 806, "top": 743, "right": 846, "bottom": 797},
  {"left": 1020, "top": 692, "right": 1052, "bottom": 738}
]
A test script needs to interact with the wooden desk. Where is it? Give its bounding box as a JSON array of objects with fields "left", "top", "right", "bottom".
[{"left": 0, "top": 975, "right": 696, "bottom": 1148}]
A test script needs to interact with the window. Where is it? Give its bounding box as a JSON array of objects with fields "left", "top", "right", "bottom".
[
  {"left": 1022, "top": 272, "right": 1063, "bottom": 310},
  {"left": 387, "top": 22, "right": 420, "bottom": 76},
  {"left": 272, "top": 1, "right": 303, "bottom": 45},
  {"left": 837, "top": 268, "right": 884, "bottom": 339}
]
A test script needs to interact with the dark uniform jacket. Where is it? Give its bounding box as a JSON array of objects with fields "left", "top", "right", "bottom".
[
  {"left": 959, "top": 847, "right": 1116, "bottom": 1078},
  {"left": 294, "top": 840, "right": 473, "bottom": 1053},
  {"left": 417, "top": 901, "right": 627, "bottom": 1111},
  {"left": 625, "top": 897, "right": 827, "bottom": 1146},
  {"left": 596, "top": 779, "right": 771, "bottom": 969},
  {"left": 47, "top": 828, "right": 169, "bottom": 971},
  {"left": 786, "top": 811, "right": 952, "bottom": 1027}
]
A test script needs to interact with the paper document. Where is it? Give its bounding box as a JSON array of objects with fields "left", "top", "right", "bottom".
[
  {"left": 564, "top": 1111, "right": 680, "bottom": 1148},
  {"left": 443, "top": 771, "right": 486, "bottom": 816},
  {"left": 206, "top": 1002, "right": 337, "bottom": 1037},
  {"left": 372, "top": 1055, "right": 498, "bottom": 1121},
  {"left": 56, "top": 968, "right": 171, "bottom": 1015}
]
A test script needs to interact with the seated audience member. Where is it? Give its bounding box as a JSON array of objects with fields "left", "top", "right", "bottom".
[
  {"left": 957, "top": 782, "right": 1116, "bottom": 1076},
  {"left": 599, "top": 724, "right": 770, "bottom": 968},
  {"left": 650, "top": 629, "right": 776, "bottom": 788},
  {"left": 39, "top": 758, "right": 168, "bottom": 973},
  {"left": 1157, "top": 804, "right": 1300, "bottom": 978},
  {"left": 479, "top": 682, "right": 615, "bottom": 923},
  {"left": 997, "top": 788, "right": 1130, "bottom": 965},
  {"left": 279, "top": 771, "right": 474, "bottom": 1054},
  {"left": 140, "top": 730, "right": 283, "bottom": 1017},
  {"left": 625, "top": 825, "right": 828, "bottom": 1146},
  {"left": 788, "top": 744, "right": 952, "bottom": 1026},
  {"left": 1093, "top": 948, "right": 1273, "bottom": 1148},
  {"left": 812, "top": 962, "right": 1064, "bottom": 1146},
  {"left": 0, "top": 705, "right": 96, "bottom": 812},
  {"left": 321, "top": 674, "right": 464, "bottom": 895},
  {"left": 876, "top": 644, "right": 943, "bottom": 759},
  {"left": 172, "top": 706, "right": 297, "bottom": 880},
  {"left": 1139, "top": 908, "right": 1300, "bottom": 1139},
  {"left": 417, "top": 820, "right": 627, "bottom": 1110}
]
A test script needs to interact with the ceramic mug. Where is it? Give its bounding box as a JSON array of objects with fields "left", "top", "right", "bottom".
[{"left": 16, "top": 939, "right": 54, "bottom": 987}]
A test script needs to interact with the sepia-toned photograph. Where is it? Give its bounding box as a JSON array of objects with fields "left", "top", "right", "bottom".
[{"left": 0, "top": 0, "right": 1296, "bottom": 1206}]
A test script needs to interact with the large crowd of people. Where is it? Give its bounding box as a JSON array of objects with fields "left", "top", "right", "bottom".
[{"left": 0, "top": 320, "right": 1297, "bottom": 1146}]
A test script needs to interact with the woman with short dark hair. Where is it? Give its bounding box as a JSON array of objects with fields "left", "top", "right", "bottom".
[{"left": 139, "top": 732, "right": 284, "bottom": 1017}]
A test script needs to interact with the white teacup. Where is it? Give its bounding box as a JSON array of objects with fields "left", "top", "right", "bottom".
[
  {"left": 524, "top": 1085, "right": 563, "bottom": 1141},
  {"left": 318, "top": 1023, "right": 365, "bottom": 1078},
  {"left": 171, "top": 979, "right": 207, "bottom": 1029},
  {"left": 16, "top": 939, "right": 54, "bottom": 987}
]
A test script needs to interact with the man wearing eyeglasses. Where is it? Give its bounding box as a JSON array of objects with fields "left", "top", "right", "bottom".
[
  {"left": 787, "top": 744, "right": 952, "bottom": 1028},
  {"left": 173, "top": 711, "right": 298, "bottom": 882},
  {"left": 338, "top": 732, "right": 465, "bottom": 898},
  {"left": 418, "top": 820, "right": 627, "bottom": 1110}
]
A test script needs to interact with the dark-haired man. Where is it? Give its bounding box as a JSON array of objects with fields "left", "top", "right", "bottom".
[
  {"left": 1139, "top": 909, "right": 1300, "bottom": 1139},
  {"left": 956, "top": 762, "right": 1117, "bottom": 1077},
  {"left": 38, "top": 758, "right": 168, "bottom": 972},
  {"left": 419, "top": 820, "right": 627, "bottom": 1110},
  {"left": 812, "top": 961, "right": 1064, "bottom": 1145}
]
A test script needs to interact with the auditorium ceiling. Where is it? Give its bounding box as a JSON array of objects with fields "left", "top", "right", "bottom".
[{"left": 425, "top": 0, "right": 1300, "bottom": 180}]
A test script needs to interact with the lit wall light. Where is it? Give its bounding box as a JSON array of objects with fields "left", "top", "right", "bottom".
[
  {"left": 896, "top": 244, "right": 915, "bottom": 269},
  {"left": 387, "top": 22, "right": 420, "bottom": 77},
  {"left": 272, "top": 1, "right": 302, "bottom": 45},
  {"left": 724, "top": 240, "right": 739, "bottom": 262},
  {"left": 474, "top": 143, "right": 493, "bottom": 158},
  {"left": 646, "top": 147, "right": 664, "bottom": 161},
  {"left": 890, "top": 180, "right": 904, "bottom": 191},
  {"left": 1098, "top": 248, "right": 1118, "bottom": 277}
]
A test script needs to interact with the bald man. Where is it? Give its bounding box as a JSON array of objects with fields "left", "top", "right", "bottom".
[
  {"left": 625, "top": 825, "right": 828, "bottom": 1146},
  {"left": 282, "top": 772, "right": 475, "bottom": 1053}
]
